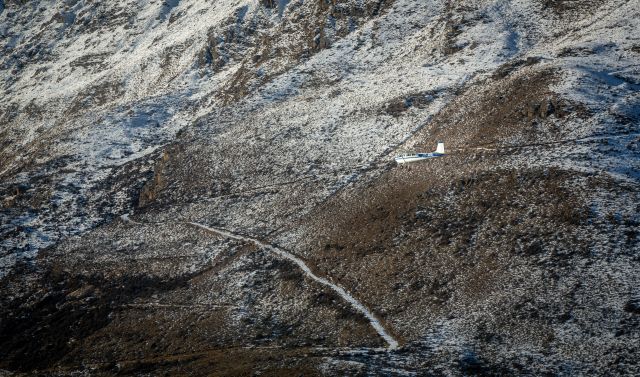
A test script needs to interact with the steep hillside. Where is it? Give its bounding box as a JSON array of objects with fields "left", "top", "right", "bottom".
[{"left": 1, "top": 0, "right": 639, "bottom": 375}]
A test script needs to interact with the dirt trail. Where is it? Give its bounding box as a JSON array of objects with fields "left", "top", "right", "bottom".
[
  {"left": 186, "top": 222, "right": 400, "bottom": 350},
  {"left": 449, "top": 132, "right": 640, "bottom": 153}
]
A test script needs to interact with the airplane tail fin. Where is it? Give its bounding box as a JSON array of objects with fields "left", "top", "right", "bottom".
[{"left": 436, "top": 141, "right": 445, "bottom": 154}]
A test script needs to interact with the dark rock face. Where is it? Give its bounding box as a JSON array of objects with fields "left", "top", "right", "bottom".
[
  {"left": 625, "top": 298, "right": 640, "bottom": 314},
  {"left": 1, "top": 0, "right": 639, "bottom": 375},
  {"left": 260, "top": 0, "right": 276, "bottom": 8},
  {"left": 138, "top": 150, "right": 171, "bottom": 207}
]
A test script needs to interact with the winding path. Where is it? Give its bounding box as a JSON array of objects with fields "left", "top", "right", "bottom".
[
  {"left": 121, "top": 214, "right": 399, "bottom": 350},
  {"left": 186, "top": 222, "right": 400, "bottom": 350}
]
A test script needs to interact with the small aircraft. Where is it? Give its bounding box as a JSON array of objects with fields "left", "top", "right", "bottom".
[{"left": 395, "top": 142, "right": 445, "bottom": 164}]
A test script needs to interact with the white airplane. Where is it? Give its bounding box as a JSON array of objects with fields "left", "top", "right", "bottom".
[{"left": 395, "top": 142, "right": 445, "bottom": 164}]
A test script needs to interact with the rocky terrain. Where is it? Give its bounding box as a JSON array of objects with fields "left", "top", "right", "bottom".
[{"left": 1, "top": 0, "right": 639, "bottom": 375}]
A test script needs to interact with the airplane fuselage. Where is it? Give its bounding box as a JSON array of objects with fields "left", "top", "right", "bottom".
[{"left": 394, "top": 152, "right": 444, "bottom": 164}]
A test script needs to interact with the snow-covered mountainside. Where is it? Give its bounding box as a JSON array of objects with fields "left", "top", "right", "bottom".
[{"left": 1, "top": 0, "right": 639, "bottom": 374}]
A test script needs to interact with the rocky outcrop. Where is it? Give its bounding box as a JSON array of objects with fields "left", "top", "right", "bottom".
[{"left": 138, "top": 150, "right": 171, "bottom": 207}]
